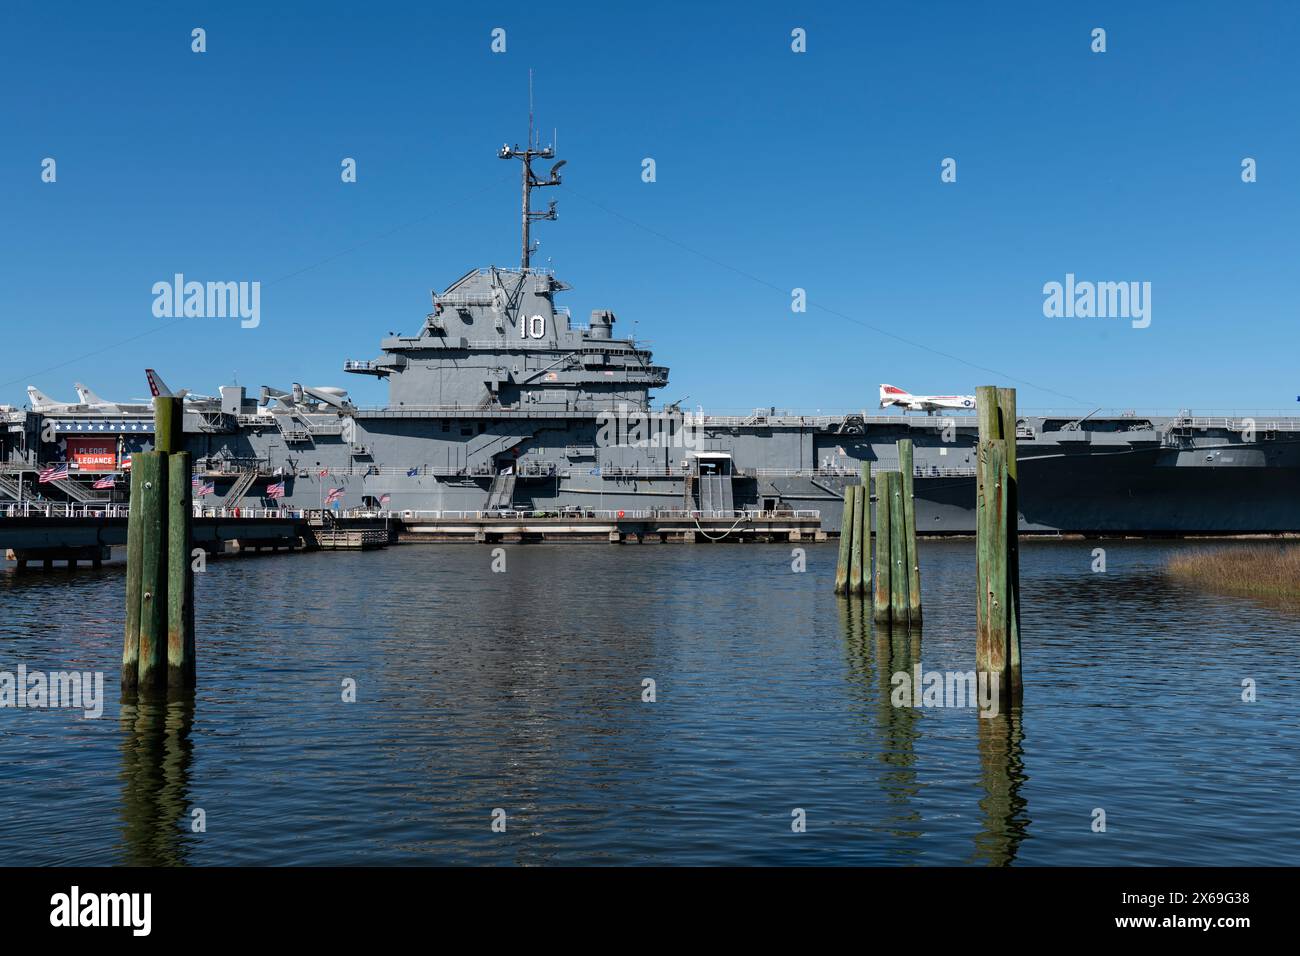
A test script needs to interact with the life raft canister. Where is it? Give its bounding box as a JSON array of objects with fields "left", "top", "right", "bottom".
[{"left": 617, "top": 510, "right": 625, "bottom": 518}]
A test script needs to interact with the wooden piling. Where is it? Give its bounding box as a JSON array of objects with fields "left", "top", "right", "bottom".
[
  {"left": 888, "top": 471, "right": 909, "bottom": 621},
  {"left": 858, "top": 461, "right": 871, "bottom": 596},
  {"left": 834, "top": 485, "right": 853, "bottom": 594},
  {"left": 873, "top": 471, "right": 893, "bottom": 622},
  {"left": 167, "top": 452, "right": 195, "bottom": 688},
  {"left": 975, "top": 385, "right": 1022, "bottom": 702},
  {"left": 897, "top": 439, "right": 922, "bottom": 622},
  {"left": 849, "top": 484, "right": 866, "bottom": 595},
  {"left": 997, "top": 387, "right": 1022, "bottom": 695},
  {"left": 122, "top": 463, "right": 144, "bottom": 693},
  {"left": 153, "top": 396, "right": 183, "bottom": 454},
  {"left": 975, "top": 437, "right": 1008, "bottom": 687},
  {"left": 135, "top": 452, "right": 168, "bottom": 693}
]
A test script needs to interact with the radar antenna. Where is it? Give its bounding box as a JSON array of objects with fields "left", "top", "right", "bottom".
[{"left": 498, "top": 69, "right": 563, "bottom": 269}]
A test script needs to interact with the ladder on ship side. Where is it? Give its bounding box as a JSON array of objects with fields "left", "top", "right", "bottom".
[
  {"left": 51, "top": 477, "right": 100, "bottom": 502},
  {"left": 275, "top": 413, "right": 314, "bottom": 444},
  {"left": 485, "top": 473, "right": 517, "bottom": 510},
  {"left": 695, "top": 475, "right": 733, "bottom": 513},
  {"left": 0, "top": 474, "right": 22, "bottom": 501},
  {"left": 225, "top": 469, "right": 260, "bottom": 505}
]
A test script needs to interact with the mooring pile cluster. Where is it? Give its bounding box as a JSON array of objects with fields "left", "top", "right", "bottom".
[
  {"left": 834, "top": 442, "right": 922, "bottom": 627},
  {"left": 122, "top": 397, "right": 195, "bottom": 695}
]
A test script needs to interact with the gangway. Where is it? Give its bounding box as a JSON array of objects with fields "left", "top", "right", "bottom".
[
  {"left": 225, "top": 469, "right": 260, "bottom": 504},
  {"left": 485, "top": 473, "right": 517, "bottom": 510}
]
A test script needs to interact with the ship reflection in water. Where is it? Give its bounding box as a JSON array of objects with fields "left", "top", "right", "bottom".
[{"left": 0, "top": 540, "right": 1294, "bottom": 865}]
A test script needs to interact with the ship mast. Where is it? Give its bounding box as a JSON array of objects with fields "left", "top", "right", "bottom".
[{"left": 498, "top": 70, "right": 564, "bottom": 269}]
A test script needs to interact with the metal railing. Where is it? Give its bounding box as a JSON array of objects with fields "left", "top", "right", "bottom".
[
  {"left": 195, "top": 457, "right": 274, "bottom": 475},
  {"left": 0, "top": 502, "right": 310, "bottom": 519},
  {"left": 1, "top": 501, "right": 824, "bottom": 523},
  {"left": 756, "top": 467, "right": 861, "bottom": 477},
  {"left": 915, "top": 466, "right": 978, "bottom": 477},
  {"left": 1171, "top": 416, "right": 1300, "bottom": 432},
  {"left": 1, "top": 501, "right": 131, "bottom": 519},
  {"left": 195, "top": 507, "right": 306, "bottom": 519},
  {"left": 396, "top": 508, "right": 821, "bottom": 521}
]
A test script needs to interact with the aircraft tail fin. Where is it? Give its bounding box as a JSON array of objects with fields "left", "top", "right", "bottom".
[
  {"left": 145, "top": 368, "right": 189, "bottom": 400},
  {"left": 27, "top": 386, "right": 59, "bottom": 410},
  {"left": 74, "top": 383, "right": 108, "bottom": 405},
  {"left": 879, "top": 384, "right": 909, "bottom": 407}
]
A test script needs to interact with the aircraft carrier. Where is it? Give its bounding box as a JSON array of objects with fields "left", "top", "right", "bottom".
[{"left": 4, "top": 129, "right": 1300, "bottom": 536}]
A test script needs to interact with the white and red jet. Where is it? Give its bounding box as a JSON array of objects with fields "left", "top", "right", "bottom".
[{"left": 878, "top": 384, "right": 976, "bottom": 414}]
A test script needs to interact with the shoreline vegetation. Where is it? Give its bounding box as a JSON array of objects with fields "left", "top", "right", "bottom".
[{"left": 1167, "top": 545, "right": 1300, "bottom": 600}]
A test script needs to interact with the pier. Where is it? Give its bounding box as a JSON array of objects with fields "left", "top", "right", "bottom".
[
  {"left": 0, "top": 503, "right": 823, "bottom": 568},
  {"left": 398, "top": 508, "right": 823, "bottom": 543}
]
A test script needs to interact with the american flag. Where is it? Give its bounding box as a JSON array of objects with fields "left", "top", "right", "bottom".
[
  {"left": 121, "top": 455, "right": 132, "bottom": 470},
  {"left": 266, "top": 481, "right": 286, "bottom": 499},
  {"left": 38, "top": 463, "right": 69, "bottom": 483},
  {"left": 324, "top": 487, "right": 344, "bottom": 505},
  {"left": 318, "top": 469, "right": 329, "bottom": 478},
  {"left": 93, "top": 474, "right": 116, "bottom": 490},
  {"left": 195, "top": 482, "right": 215, "bottom": 497},
  {"left": 378, "top": 493, "right": 391, "bottom": 506},
  {"left": 191, "top": 476, "right": 204, "bottom": 489}
]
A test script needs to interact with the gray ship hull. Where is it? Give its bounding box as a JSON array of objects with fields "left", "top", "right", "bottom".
[{"left": 7, "top": 402, "right": 1300, "bottom": 536}]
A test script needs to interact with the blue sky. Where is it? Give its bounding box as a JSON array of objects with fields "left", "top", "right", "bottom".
[{"left": 1, "top": 0, "right": 1297, "bottom": 414}]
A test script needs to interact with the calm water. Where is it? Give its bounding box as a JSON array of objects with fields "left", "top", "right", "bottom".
[{"left": 0, "top": 540, "right": 1296, "bottom": 866}]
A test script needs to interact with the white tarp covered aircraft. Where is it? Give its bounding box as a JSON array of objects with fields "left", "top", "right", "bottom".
[
  {"left": 25, "top": 385, "right": 128, "bottom": 413},
  {"left": 26, "top": 386, "right": 78, "bottom": 413},
  {"left": 878, "top": 384, "right": 976, "bottom": 414},
  {"left": 28, "top": 378, "right": 186, "bottom": 413},
  {"left": 74, "top": 383, "right": 153, "bottom": 414}
]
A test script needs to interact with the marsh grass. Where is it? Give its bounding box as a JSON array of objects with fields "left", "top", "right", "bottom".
[{"left": 1167, "top": 544, "right": 1300, "bottom": 599}]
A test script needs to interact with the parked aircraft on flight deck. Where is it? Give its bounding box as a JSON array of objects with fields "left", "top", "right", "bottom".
[{"left": 877, "top": 384, "right": 977, "bottom": 414}]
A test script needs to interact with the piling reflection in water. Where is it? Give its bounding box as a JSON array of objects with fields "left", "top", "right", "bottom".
[
  {"left": 118, "top": 693, "right": 195, "bottom": 866},
  {"left": 839, "top": 596, "right": 925, "bottom": 858},
  {"left": 839, "top": 594, "right": 1030, "bottom": 866},
  {"left": 971, "top": 705, "right": 1029, "bottom": 866},
  {"left": 874, "top": 618, "right": 924, "bottom": 855}
]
